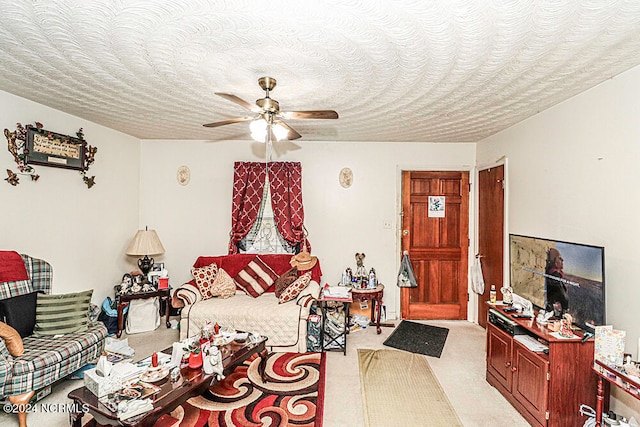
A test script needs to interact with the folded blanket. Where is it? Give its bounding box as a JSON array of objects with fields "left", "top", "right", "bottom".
[{"left": 0, "top": 251, "right": 29, "bottom": 283}]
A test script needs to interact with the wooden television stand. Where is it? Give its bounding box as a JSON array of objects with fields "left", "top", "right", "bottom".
[{"left": 485, "top": 304, "right": 598, "bottom": 427}]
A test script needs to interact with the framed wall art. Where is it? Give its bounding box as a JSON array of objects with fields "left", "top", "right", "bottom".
[{"left": 25, "top": 126, "right": 86, "bottom": 170}]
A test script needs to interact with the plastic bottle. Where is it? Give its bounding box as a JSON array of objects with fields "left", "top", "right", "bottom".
[
  {"left": 490, "top": 285, "right": 497, "bottom": 304},
  {"left": 368, "top": 268, "right": 377, "bottom": 289}
]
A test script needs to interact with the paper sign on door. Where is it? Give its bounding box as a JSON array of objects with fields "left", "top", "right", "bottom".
[{"left": 428, "top": 196, "right": 445, "bottom": 218}]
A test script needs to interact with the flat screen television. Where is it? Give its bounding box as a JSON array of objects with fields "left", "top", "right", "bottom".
[{"left": 509, "top": 234, "right": 605, "bottom": 331}]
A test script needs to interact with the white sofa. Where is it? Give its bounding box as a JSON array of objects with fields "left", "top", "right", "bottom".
[{"left": 173, "top": 254, "right": 322, "bottom": 353}]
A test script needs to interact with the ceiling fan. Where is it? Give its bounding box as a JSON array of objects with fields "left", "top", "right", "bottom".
[{"left": 203, "top": 77, "right": 338, "bottom": 141}]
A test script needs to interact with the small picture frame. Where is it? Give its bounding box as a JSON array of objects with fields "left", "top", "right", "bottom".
[{"left": 149, "top": 262, "right": 165, "bottom": 287}]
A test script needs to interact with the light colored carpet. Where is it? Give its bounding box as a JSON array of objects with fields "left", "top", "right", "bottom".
[
  {"left": 358, "top": 348, "right": 463, "bottom": 427},
  {"left": 0, "top": 320, "right": 532, "bottom": 426}
]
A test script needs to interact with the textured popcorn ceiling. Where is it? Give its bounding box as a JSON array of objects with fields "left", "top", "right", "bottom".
[{"left": 1, "top": 0, "right": 640, "bottom": 143}]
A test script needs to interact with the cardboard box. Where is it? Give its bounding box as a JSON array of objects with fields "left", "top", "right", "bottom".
[{"left": 84, "top": 368, "right": 124, "bottom": 398}]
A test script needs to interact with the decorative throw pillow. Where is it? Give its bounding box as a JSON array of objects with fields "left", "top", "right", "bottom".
[
  {"left": 0, "top": 291, "right": 40, "bottom": 338},
  {"left": 33, "top": 289, "right": 93, "bottom": 336},
  {"left": 0, "top": 321, "right": 24, "bottom": 357},
  {"left": 279, "top": 272, "right": 312, "bottom": 304},
  {"left": 234, "top": 256, "right": 279, "bottom": 298},
  {"left": 191, "top": 263, "right": 219, "bottom": 300},
  {"left": 210, "top": 268, "right": 236, "bottom": 299},
  {"left": 274, "top": 267, "right": 299, "bottom": 298}
]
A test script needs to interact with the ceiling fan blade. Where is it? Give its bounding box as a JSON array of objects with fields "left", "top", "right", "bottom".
[
  {"left": 215, "top": 93, "right": 260, "bottom": 112},
  {"left": 203, "top": 116, "right": 255, "bottom": 128},
  {"left": 275, "top": 120, "right": 302, "bottom": 140},
  {"left": 280, "top": 110, "right": 339, "bottom": 120}
]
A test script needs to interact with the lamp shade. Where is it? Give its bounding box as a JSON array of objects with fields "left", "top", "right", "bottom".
[{"left": 125, "top": 229, "right": 165, "bottom": 256}]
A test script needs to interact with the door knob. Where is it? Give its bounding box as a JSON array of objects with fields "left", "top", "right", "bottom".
[{"left": 402, "top": 230, "right": 409, "bottom": 236}]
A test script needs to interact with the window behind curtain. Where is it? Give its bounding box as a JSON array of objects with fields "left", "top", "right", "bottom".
[
  {"left": 229, "top": 161, "right": 307, "bottom": 254},
  {"left": 239, "top": 176, "right": 296, "bottom": 254}
]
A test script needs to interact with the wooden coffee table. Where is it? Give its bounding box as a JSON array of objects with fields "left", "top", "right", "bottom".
[{"left": 68, "top": 335, "right": 268, "bottom": 427}]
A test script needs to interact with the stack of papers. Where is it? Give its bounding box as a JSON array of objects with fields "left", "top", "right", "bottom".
[
  {"left": 514, "top": 335, "right": 548, "bottom": 352},
  {"left": 323, "top": 286, "right": 352, "bottom": 300},
  {"left": 105, "top": 337, "right": 135, "bottom": 359},
  {"left": 109, "top": 362, "right": 146, "bottom": 382}
]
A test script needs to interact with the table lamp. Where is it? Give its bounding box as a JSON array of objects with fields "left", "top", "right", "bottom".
[{"left": 125, "top": 227, "right": 165, "bottom": 278}]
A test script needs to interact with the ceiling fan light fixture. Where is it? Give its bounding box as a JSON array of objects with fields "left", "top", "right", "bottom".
[
  {"left": 250, "top": 118, "right": 268, "bottom": 142},
  {"left": 272, "top": 123, "right": 289, "bottom": 141}
]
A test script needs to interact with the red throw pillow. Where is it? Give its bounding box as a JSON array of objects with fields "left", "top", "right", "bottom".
[{"left": 234, "top": 256, "right": 279, "bottom": 298}]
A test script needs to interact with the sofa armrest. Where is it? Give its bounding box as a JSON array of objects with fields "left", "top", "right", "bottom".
[
  {"left": 296, "top": 280, "right": 321, "bottom": 308},
  {"left": 0, "top": 341, "right": 13, "bottom": 397},
  {"left": 173, "top": 281, "right": 203, "bottom": 308}
]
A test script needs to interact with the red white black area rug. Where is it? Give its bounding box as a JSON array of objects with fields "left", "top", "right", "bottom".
[{"left": 154, "top": 352, "right": 325, "bottom": 427}]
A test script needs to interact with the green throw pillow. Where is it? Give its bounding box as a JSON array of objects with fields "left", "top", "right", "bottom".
[{"left": 33, "top": 290, "right": 93, "bottom": 336}]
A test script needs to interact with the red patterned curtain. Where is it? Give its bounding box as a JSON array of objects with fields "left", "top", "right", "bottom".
[
  {"left": 268, "top": 162, "right": 310, "bottom": 251},
  {"left": 228, "top": 162, "right": 267, "bottom": 254}
]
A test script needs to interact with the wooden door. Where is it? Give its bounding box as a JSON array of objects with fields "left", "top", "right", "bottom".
[
  {"left": 401, "top": 171, "right": 469, "bottom": 319},
  {"left": 477, "top": 165, "right": 505, "bottom": 327}
]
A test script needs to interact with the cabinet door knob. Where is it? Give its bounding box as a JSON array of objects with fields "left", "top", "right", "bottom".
[
  {"left": 505, "top": 361, "right": 511, "bottom": 367},
  {"left": 511, "top": 367, "right": 517, "bottom": 372}
]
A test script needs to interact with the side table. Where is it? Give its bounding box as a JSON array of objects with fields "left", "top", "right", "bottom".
[
  {"left": 116, "top": 288, "right": 172, "bottom": 337},
  {"left": 351, "top": 284, "right": 384, "bottom": 334},
  {"left": 593, "top": 359, "right": 639, "bottom": 426},
  {"left": 318, "top": 296, "right": 351, "bottom": 355}
]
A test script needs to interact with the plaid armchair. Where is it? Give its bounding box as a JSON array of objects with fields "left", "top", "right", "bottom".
[{"left": 0, "top": 253, "right": 107, "bottom": 427}]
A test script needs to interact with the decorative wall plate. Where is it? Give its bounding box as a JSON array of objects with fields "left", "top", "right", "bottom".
[
  {"left": 339, "top": 167, "right": 353, "bottom": 188},
  {"left": 177, "top": 165, "right": 190, "bottom": 185}
]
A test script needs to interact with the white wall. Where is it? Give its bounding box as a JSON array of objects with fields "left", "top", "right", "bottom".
[
  {"left": 0, "top": 90, "right": 141, "bottom": 304},
  {"left": 139, "top": 139, "right": 476, "bottom": 319},
  {"left": 477, "top": 64, "right": 640, "bottom": 418}
]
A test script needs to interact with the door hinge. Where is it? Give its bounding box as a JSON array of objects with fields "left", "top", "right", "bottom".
[
  {"left": 547, "top": 372, "right": 550, "bottom": 381},
  {"left": 497, "top": 179, "right": 505, "bottom": 190},
  {"left": 546, "top": 411, "right": 549, "bottom": 420}
]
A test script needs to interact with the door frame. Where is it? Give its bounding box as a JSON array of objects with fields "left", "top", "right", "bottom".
[
  {"left": 394, "top": 164, "right": 475, "bottom": 321},
  {"left": 471, "top": 157, "right": 509, "bottom": 324}
]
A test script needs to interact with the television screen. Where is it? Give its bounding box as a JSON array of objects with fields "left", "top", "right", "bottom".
[{"left": 509, "top": 234, "right": 605, "bottom": 330}]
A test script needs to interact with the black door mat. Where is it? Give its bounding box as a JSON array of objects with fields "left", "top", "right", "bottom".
[{"left": 383, "top": 320, "right": 449, "bottom": 358}]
